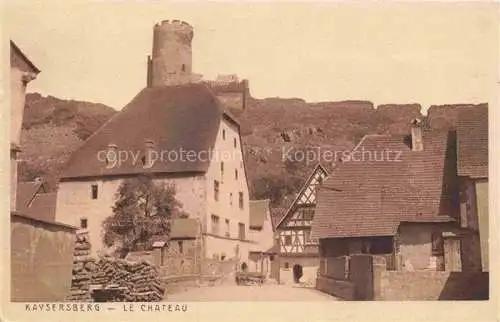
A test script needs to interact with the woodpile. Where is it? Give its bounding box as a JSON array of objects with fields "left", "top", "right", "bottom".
[
  {"left": 67, "top": 231, "right": 93, "bottom": 301},
  {"left": 67, "top": 230, "right": 165, "bottom": 302},
  {"left": 90, "top": 257, "right": 165, "bottom": 302}
]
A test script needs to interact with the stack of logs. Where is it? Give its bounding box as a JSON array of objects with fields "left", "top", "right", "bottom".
[
  {"left": 67, "top": 230, "right": 94, "bottom": 301},
  {"left": 66, "top": 230, "right": 165, "bottom": 302},
  {"left": 91, "top": 257, "right": 165, "bottom": 302}
]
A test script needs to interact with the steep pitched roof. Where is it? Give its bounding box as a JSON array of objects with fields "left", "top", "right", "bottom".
[
  {"left": 276, "top": 163, "right": 329, "bottom": 230},
  {"left": 311, "top": 131, "right": 457, "bottom": 239},
  {"left": 61, "top": 84, "right": 237, "bottom": 179},
  {"left": 457, "top": 105, "right": 488, "bottom": 179},
  {"left": 249, "top": 199, "right": 271, "bottom": 230},
  {"left": 16, "top": 181, "right": 45, "bottom": 212},
  {"left": 10, "top": 40, "right": 40, "bottom": 74},
  {"left": 25, "top": 193, "right": 57, "bottom": 222}
]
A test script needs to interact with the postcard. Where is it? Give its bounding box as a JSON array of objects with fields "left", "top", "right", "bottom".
[{"left": 1, "top": 1, "right": 498, "bottom": 321}]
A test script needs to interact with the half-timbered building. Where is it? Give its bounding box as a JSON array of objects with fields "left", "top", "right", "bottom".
[{"left": 275, "top": 163, "right": 329, "bottom": 284}]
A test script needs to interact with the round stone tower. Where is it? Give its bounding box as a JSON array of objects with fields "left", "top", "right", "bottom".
[{"left": 150, "top": 19, "right": 193, "bottom": 87}]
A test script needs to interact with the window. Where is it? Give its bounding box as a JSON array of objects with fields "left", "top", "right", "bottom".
[
  {"left": 214, "top": 180, "right": 220, "bottom": 201},
  {"left": 304, "top": 230, "right": 312, "bottom": 245},
  {"left": 234, "top": 138, "right": 237, "bottom": 148},
  {"left": 225, "top": 219, "right": 230, "bottom": 237},
  {"left": 238, "top": 223, "right": 245, "bottom": 240},
  {"left": 235, "top": 169, "right": 238, "bottom": 180},
  {"left": 222, "top": 129, "right": 226, "bottom": 140},
  {"left": 229, "top": 193, "right": 233, "bottom": 206},
  {"left": 178, "top": 241, "right": 183, "bottom": 254},
  {"left": 181, "top": 64, "right": 186, "bottom": 72},
  {"left": 91, "top": 184, "right": 98, "bottom": 200},
  {"left": 284, "top": 262, "right": 290, "bottom": 270},
  {"left": 211, "top": 215, "right": 220, "bottom": 235},
  {"left": 239, "top": 192, "right": 244, "bottom": 209},
  {"left": 221, "top": 162, "right": 224, "bottom": 180},
  {"left": 80, "top": 218, "right": 88, "bottom": 229},
  {"left": 285, "top": 235, "right": 292, "bottom": 246}
]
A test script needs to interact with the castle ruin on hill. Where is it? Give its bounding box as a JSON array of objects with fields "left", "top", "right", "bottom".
[{"left": 146, "top": 19, "right": 249, "bottom": 111}]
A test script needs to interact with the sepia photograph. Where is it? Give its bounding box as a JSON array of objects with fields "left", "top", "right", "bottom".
[{"left": 1, "top": 0, "right": 498, "bottom": 320}]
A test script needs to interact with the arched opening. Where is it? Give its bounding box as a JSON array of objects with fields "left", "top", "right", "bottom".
[
  {"left": 241, "top": 262, "right": 248, "bottom": 272},
  {"left": 292, "top": 264, "right": 303, "bottom": 283}
]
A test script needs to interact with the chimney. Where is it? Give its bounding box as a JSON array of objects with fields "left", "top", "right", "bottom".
[{"left": 410, "top": 118, "right": 423, "bottom": 151}]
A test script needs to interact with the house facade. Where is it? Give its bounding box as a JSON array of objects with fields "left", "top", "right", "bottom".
[
  {"left": 10, "top": 41, "right": 40, "bottom": 212},
  {"left": 248, "top": 199, "right": 277, "bottom": 277},
  {"left": 10, "top": 41, "right": 77, "bottom": 302},
  {"left": 456, "top": 106, "right": 488, "bottom": 272},
  {"left": 275, "top": 164, "right": 328, "bottom": 284},
  {"left": 312, "top": 122, "right": 466, "bottom": 273}
]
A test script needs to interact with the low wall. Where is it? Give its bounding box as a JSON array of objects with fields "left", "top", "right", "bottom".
[
  {"left": 316, "top": 276, "right": 356, "bottom": 300},
  {"left": 11, "top": 214, "right": 76, "bottom": 301},
  {"left": 374, "top": 270, "right": 489, "bottom": 300}
]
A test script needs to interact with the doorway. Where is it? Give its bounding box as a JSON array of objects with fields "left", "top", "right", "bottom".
[{"left": 292, "top": 264, "right": 303, "bottom": 283}]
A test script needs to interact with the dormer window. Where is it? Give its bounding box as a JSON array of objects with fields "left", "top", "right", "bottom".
[
  {"left": 143, "top": 139, "right": 155, "bottom": 168},
  {"left": 106, "top": 144, "right": 118, "bottom": 168}
]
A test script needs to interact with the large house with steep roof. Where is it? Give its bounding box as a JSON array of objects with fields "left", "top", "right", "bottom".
[
  {"left": 312, "top": 120, "right": 468, "bottom": 272},
  {"left": 55, "top": 83, "right": 252, "bottom": 263},
  {"left": 55, "top": 20, "right": 254, "bottom": 264}
]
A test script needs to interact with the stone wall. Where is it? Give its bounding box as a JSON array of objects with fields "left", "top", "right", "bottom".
[
  {"left": 373, "top": 269, "right": 489, "bottom": 300},
  {"left": 11, "top": 214, "right": 76, "bottom": 301},
  {"left": 316, "top": 254, "right": 373, "bottom": 300}
]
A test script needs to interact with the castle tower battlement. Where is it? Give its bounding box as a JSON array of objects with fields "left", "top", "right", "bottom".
[{"left": 148, "top": 19, "right": 193, "bottom": 87}]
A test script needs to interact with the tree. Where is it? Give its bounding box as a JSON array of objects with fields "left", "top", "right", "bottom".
[{"left": 102, "top": 174, "right": 188, "bottom": 257}]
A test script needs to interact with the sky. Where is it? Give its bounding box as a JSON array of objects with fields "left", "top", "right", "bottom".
[{"left": 4, "top": 0, "right": 499, "bottom": 111}]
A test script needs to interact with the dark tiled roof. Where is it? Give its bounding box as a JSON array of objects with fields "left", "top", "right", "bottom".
[
  {"left": 16, "top": 181, "right": 44, "bottom": 212},
  {"left": 311, "top": 131, "right": 457, "bottom": 239},
  {"left": 249, "top": 199, "right": 270, "bottom": 230},
  {"left": 457, "top": 105, "right": 488, "bottom": 179},
  {"left": 151, "top": 218, "right": 199, "bottom": 243},
  {"left": 25, "top": 193, "right": 57, "bottom": 222},
  {"left": 61, "top": 84, "right": 236, "bottom": 179},
  {"left": 170, "top": 218, "right": 199, "bottom": 239},
  {"left": 16, "top": 181, "right": 56, "bottom": 222}
]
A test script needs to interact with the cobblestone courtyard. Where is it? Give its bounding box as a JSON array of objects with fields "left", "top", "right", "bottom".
[{"left": 164, "top": 284, "right": 339, "bottom": 301}]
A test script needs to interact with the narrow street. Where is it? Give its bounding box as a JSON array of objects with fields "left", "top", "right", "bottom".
[{"left": 164, "top": 283, "right": 339, "bottom": 301}]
